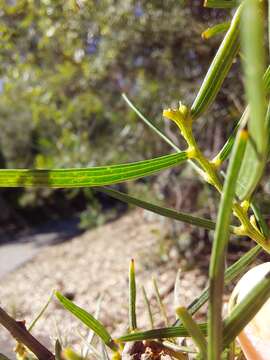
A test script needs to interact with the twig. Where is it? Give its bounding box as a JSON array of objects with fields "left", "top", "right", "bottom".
[{"left": 0, "top": 306, "right": 55, "bottom": 360}]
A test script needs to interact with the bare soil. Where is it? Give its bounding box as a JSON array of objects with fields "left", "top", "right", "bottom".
[{"left": 0, "top": 210, "right": 207, "bottom": 356}]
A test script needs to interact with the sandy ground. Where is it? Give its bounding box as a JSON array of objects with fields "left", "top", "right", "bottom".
[{"left": 0, "top": 210, "right": 207, "bottom": 357}]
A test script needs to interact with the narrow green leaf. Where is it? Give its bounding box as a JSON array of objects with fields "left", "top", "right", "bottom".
[
  {"left": 153, "top": 277, "right": 169, "bottom": 326},
  {"left": 251, "top": 202, "right": 270, "bottom": 238},
  {"left": 129, "top": 259, "right": 137, "bottom": 331},
  {"left": 176, "top": 307, "right": 207, "bottom": 358},
  {"left": 122, "top": 93, "right": 202, "bottom": 174},
  {"left": 204, "top": 0, "right": 238, "bottom": 8},
  {"left": 213, "top": 108, "right": 248, "bottom": 164},
  {"left": 236, "top": 0, "right": 267, "bottom": 200},
  {"left": 223, "top": 269, "right": 270, "bottom": 348},
  {"left": 122, "top": 93, "right": 180, "bottom": 153},
  {"left": 208, "top": 129, "right": 248, "bottom": 360},
  {"left": 119, "top": 266, "right": 270, "bottom": 346},
  {"left": 223, "top": 245, "right": 262, "bottom": 287},
  {"left": 120, "top": 263, "right": 270, "bottom": 347},
  {"left": 182, "top": 244, "right": 262, "bottom": 320},
  {"left": 142, "top": 286, "right": 154, "bottom": 329},
  {"left": 28, "top": 291, "right": 53, "bottom": 332},
  {"left": 213, "top": 65, "right": 270, "bottom": 165},
  {"left": 117, "top": 323, "right": 207, "bottom": 342},
  {"left": 202, "top": 22, "right": 230, "bottom": 40},
  {"left": 0, "top": 152, "right": 187, "bottom": 188},
  {"left": 55, "top": 291, "right": 118, "bottom": 351},
  {"left": 119, "top": 249, "right": 262, "bottom": 342},
  {"left": 82, "top": 294, "right": 103, "bottom": 359},
  {"left": 191, "top": 6, "right": 241, "bottom": 120},
  {"left": 97, "top": 187, "right": 218, "bottom": 231}
]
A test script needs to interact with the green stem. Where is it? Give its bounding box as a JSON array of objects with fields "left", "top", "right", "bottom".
[{"left": 163, "top": 106, "right": 269, "bottom": 251}]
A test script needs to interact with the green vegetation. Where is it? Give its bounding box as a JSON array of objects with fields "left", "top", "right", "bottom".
[
  {"left": 0, "top": 0, "right": 232, "bottom": 228},
  {"left": 0, "top": 0, "right": 270, "bottom": 359}
]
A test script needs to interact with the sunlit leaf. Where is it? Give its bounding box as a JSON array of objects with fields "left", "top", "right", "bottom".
[
  {"left": 191, "top": 6, "right": 241, "bottom": 119},
  {"left": 55, "top": 292, "right": 118, "bottom": 351},
  {"left": 202, "top": 22, "right": 230, "bottom": 40},
  {"left": 236, "top": 0, "right": 267, "bottom": 200},
  {"left": 176, "top": 307, "right": 207, "bottom": 358},
  {"left": 208, "top": 129, "right": 248, "bottom": 359},
  {"left": 117, "top": 323, "right": 207, "bottom": 342},
  {"left": 0, "top": 153, "right": 187, "bottom": 188}
]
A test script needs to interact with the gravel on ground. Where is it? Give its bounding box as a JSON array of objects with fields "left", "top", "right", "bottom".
[{"left": 0, "top": 210, "right": 207, "bottom": 356}]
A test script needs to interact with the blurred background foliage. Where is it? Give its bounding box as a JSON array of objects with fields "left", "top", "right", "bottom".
[{"left": 0, "top": 0, "right": 245, "bottom": 246}]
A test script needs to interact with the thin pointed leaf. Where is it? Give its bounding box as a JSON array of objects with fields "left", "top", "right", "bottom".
[
  {"left": 82, "top": 295, "right": 103, "bottom": 359},
  {"left": 204, "top": 0, "right": 238, "bottom": 8},
  {"left": 187, "top": 244, "right": 261, "bottom": 319},
  {"left": 213, "top": 108, "right": 248, "bottom": 164},
  {"left": 0, "top": 152, "right": 187, "bottom": 188},
  {"left": 170, "top": 244, "right": 261, "bottom": 327},
  {"left": 208, "top": 129, "right": 248, "bottom": 359},
  {"left": 142, "top": 286, "right": 154, "bottom": 329},
  {"left": 78, "top": 331, "right": 102, "bottom": 360},
  {"left": 202, "top": 22, "right": 230, "bottom": 40},
  {"left": 28, "top": 291, "right": 53, "bottom": 332},
  {"left": 55, "top": 292, "right": 118, "bottom": 351},
  {"left": 97, "top": 187, "right": 218, "bottom": 231},
  {"left": 119, "top": 267, "right": 270, "bottom": 347},
  {"left": 176, "top": 307, "right": 207, "bottom": 358},
  {"left": 117, "top": 323, "right": 207, "bottom": 342},
  {"left": 223, "top": 269, "right": 270, "bottom": 348},
  {"left": 120, "top": 265, "right": 270, "bottom": 348},
  {"left": 122, "top": 93, "right": 202, "bottom": 174},
  {"left": 122, "top": 93, "right": 179, "bottom": 153},
  {"left": 191, "top": 6, "right": 241, "bottom": 120},
  {"left": 213, "top": 65, "right": 270, "bottom": 165},
  {"left": 236, "top": 0, "right": 268, "bottom": 200},
  {"left": 129, "top": 259, "right": 137, "bottom": 331},
  {"left": 153, "top": 277, "right": 169, "bottom": 326},
  {"left": 251, "top": 202, "right": 270, "bottom": 238}
]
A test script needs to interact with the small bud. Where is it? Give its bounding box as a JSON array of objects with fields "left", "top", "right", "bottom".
[
  {"left": 163, "top": 108, "right": 184, "bottom": 124},
  {"left": 178, "top": 102, "right": 189, "bottom": 119}
]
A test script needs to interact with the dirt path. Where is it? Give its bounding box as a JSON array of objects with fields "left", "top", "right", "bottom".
[{"left": 0, "top": 211, "right": 207, "bottom": 357}]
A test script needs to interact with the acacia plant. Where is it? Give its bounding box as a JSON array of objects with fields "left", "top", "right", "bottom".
[{"left": 1, "top": 0, "right": 270, "bottom": 359}]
